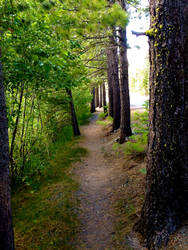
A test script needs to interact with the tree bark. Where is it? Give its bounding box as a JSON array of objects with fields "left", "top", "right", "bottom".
[
  {"left": 107, "top": 34, "right": 121, "bottom": 130},
  {"left": 99, "top": 84, "right": 103, "bottom": 108},
  {"left": 66, "top": 88, "right": 80, "bottom": 136},
  {"left": 10, "top": 82, "right": 24, "bottom": 171},
  {"left": 107, "top": 48, "right": 113, "bottom": 117},
  {"left": 119, "top": 25, "right": 132, "bottom": 143},
  {"left": 134, "top": 1, "right": 188, "bottom": 249},
  {"left": 103, "top": 83, "right": 107, "bottom": 113},
  {"left": 0, "top": 51, "right": 15, "bottom": 249},
  {"left": 95, "top": 86, "right": 99, "bottom": 108},
  {"left": 90, "top": 87, "right": 95, "bottom": 113}
]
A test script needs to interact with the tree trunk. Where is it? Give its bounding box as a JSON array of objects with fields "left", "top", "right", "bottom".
[
  {"left": 95, "top": 86, "right": 99, "bottom": 108},
  {"left": 0, "top": 51, "right": 15, "bottom": 249},
  {"left": 90, "top": 87, "right": 95, "bottom": 113},
  {"left": 66, "top": 88, "right": 80, "bottom": 136},
  {"left": 10, "top": 83, "right": 24, "bottom": 177},
  {"left": 119, "top": 25, "right": 132, "bottom": 143},
  {"left": 107, "top": 34, "right": 121, "bottom": 130},
  {"left": 103, "top": 83, "right": 107, "bottom": 114},
  {"left": 107, "top": 48, "right": 113, "bottom": 117},
  {"left": 99, "top": 84, "right": 103, "bottom": 108},
  {"left": 134, "top": 1, "right": 188, "bottom": 249}
]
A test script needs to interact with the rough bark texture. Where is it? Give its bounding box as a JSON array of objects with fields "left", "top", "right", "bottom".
[
  {"left": 107, "top": 35, "right": 121, "bottom": 130},
  {"left": 66, "top": 88, "right": 80, "bottom": 137},
  {"left": 90, "top": 87, "right": 95, "bottom": 113},
  {"left": 103, "top": 83, "right": 107, "bottom": 114},
  {"left": 107, "top": 48, "right": 113, "bottom": 117},
  {"left": 134, "top": 1, "right": 188, "bottom": 249},
  {"left": 99, "top": 84, "right": 103, "bottom": 108},
  {"left": 119, "top": 24, "right": 132, "bottom": 143},
  {"left": 0, "top": 54, "right": 15, "bottom": 249}
]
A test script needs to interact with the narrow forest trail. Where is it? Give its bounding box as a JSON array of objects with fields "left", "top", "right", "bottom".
[
  {"left": 74, "top": 110, "right": 126, "bottom": 249},
  {"left": 73, "top": 109, "right": 188, "bottom": 250}
]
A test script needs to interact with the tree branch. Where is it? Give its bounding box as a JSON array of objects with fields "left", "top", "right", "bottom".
[{"left": 131, "top": 30, "right": 146, "bottom": 37}]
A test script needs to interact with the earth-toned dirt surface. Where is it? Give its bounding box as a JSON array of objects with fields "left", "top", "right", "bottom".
[
  {"left": 75, "top": 111, "right": 121, "bottom": 249},
  {"left": 74, "top": 110, "right": 188, "bottom": 250},
  {"left": 74, "top": 110, "right": 144, "bottom": 249}
]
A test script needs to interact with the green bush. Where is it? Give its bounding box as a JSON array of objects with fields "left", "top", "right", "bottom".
[{"left": 98, "top": 112, "right": 107, "bottom": 120}]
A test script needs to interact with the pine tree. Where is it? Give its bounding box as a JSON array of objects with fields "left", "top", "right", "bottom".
[
  {"left": 134, "top": 1, "right": 188, "bottom": 249},
  {"left": 107, "top": 34, "right": 121, "bottom": 130},
  {"left": 0, "top": 51, "right": 14, "bottom": 250},
  {"left": 118, "top": 0, "right": 132, "bottom": 143}
]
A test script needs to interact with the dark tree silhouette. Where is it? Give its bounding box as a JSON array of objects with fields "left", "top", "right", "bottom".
[
  {"left": 103, "top": 83, "right": 107, "bottom": 114},
  {"left": 0, "top": 50, "right": 15, "bottom": 249},
  {"left": 90, "top": 87, "right": 95, "bottom": 113},
  {"left": 66, "top": 88, "right": 80, "bottom": 136},
  {"left": 99, "top": 84, "right": 103, "bottom": 108},
  {"left": 134, "top": 1, "right": 188, "bottom": 249},
  {"left": 107, "top": 35, "right": 121, "bottom": 130},
  {"left": 107, "top": 52, "right": 114, "bottom": 117},
  {"left": 95, "top": 86, "right": 99, "bottom": 108},
  {"left": 118, "top": 3, "right": 132, "bottom": 143}
]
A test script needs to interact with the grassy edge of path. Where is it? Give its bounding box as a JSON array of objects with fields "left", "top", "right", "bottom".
[{"left": 12, "top": 135, "right": 87, "bottom": 250}]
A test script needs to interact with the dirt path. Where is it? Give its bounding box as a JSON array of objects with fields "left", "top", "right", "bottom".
[
  {"left": 74, "top": 110, "right": 188, "bottom": 250},
  {"left": 75, "top": 110, "right": 125, "bottom": 249}
]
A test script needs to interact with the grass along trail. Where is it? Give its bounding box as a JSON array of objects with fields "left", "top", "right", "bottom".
[{"left": 12, "top": 109, "right": 188, "bottom": 249}]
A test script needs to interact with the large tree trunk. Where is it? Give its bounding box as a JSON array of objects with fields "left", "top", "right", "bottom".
[
  {"left": 0, "top": 52, "right": 15, "bottom": 249},
  {"left": 66, "top": 88, "right": 80, "bottom": 137},
  {"left": 90, "top": 87, "right": 95, "bottom": 113},
  {"left": 99, "top": 84, "right": 103, "bottom": 108},
  {"left": 134, "top": 1, "right": 188, "bottom": 249},
  {"left": 95, "top": 86, "right": 99, "bottom": 108},
  {"left": 107, "top": 34, "right": 121, "bottom": 130},
  {"left": 119, "top": 25, "right": 132, "bottom": 143},
  {"left": 103, "top": 83, "right": 107, "bottom": 114},
  {"left": 107, "top": 54, "right": 114, "bottom": 117}
]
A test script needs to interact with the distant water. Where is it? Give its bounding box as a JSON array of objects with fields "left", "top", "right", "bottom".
[{"left": 130, "top": 93, "right": 148, "bottom": 108}]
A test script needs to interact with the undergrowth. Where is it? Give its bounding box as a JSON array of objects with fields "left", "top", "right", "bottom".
[
  {"left": 96, "top": 115, "right": 113, "bottom": 125},
  {"left": 124, "top": 103, "right": 149, "bottom": 156},
  {"left": 12, "top": 130, "right": 87, "bottom": 249}
]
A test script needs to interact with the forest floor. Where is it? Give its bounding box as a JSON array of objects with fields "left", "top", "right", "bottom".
[
  {"left": 12, "top": 109, "right": 188, "bottom": 250},
  {"left": 74, "top": 109, "right": 188, "bottom": 250},
  {"left": 73, "top": 109, "right": 147, "bottom": 249}
]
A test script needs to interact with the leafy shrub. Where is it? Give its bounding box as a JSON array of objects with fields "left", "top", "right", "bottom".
[{"left": 98, "top": 112, "right": 107, "bottom": 120}]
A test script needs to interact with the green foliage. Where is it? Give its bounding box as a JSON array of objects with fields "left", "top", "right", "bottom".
[
  {"left": 124, "top": 138, "right": 146, "bottom": 155},
  {"left": 142, "top": 99, "right": 149, "bottom": 111},
  {"left": 73, "top": 85, "right": 92, "bottom": 125},
  {"left": 96, "top": 120, "right": 107, "bottom": 125},
  {"left": 102, "top": 3, "right": 128, "bottom": 27},
  {"left": 96, "top": 115, "right": 113, "bottom": 125},
  {"left": 139, "top": 167, "right": 146, "bottom": 174},
  {"left": 12, "top": 133, "right": 87, "bottom": 249},
  {"left": 130, "top": 58, "right": 149, "bottom": 95},
  {"left": 124, "top": 108, "right": 149, "bottom": 155},
  {"left": 98, "top": 112, "right": 107, "bottom": 120}
]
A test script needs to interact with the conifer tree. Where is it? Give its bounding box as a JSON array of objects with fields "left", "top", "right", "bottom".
[
  {"left": 0, "top": 50, "right": 14, "bottom": 250},
  {"left": 134, "top": 1, "right": 188, "bottom": 248},
  {"left": 118, "top": 0, "right": 132, "bottom": 143}
]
